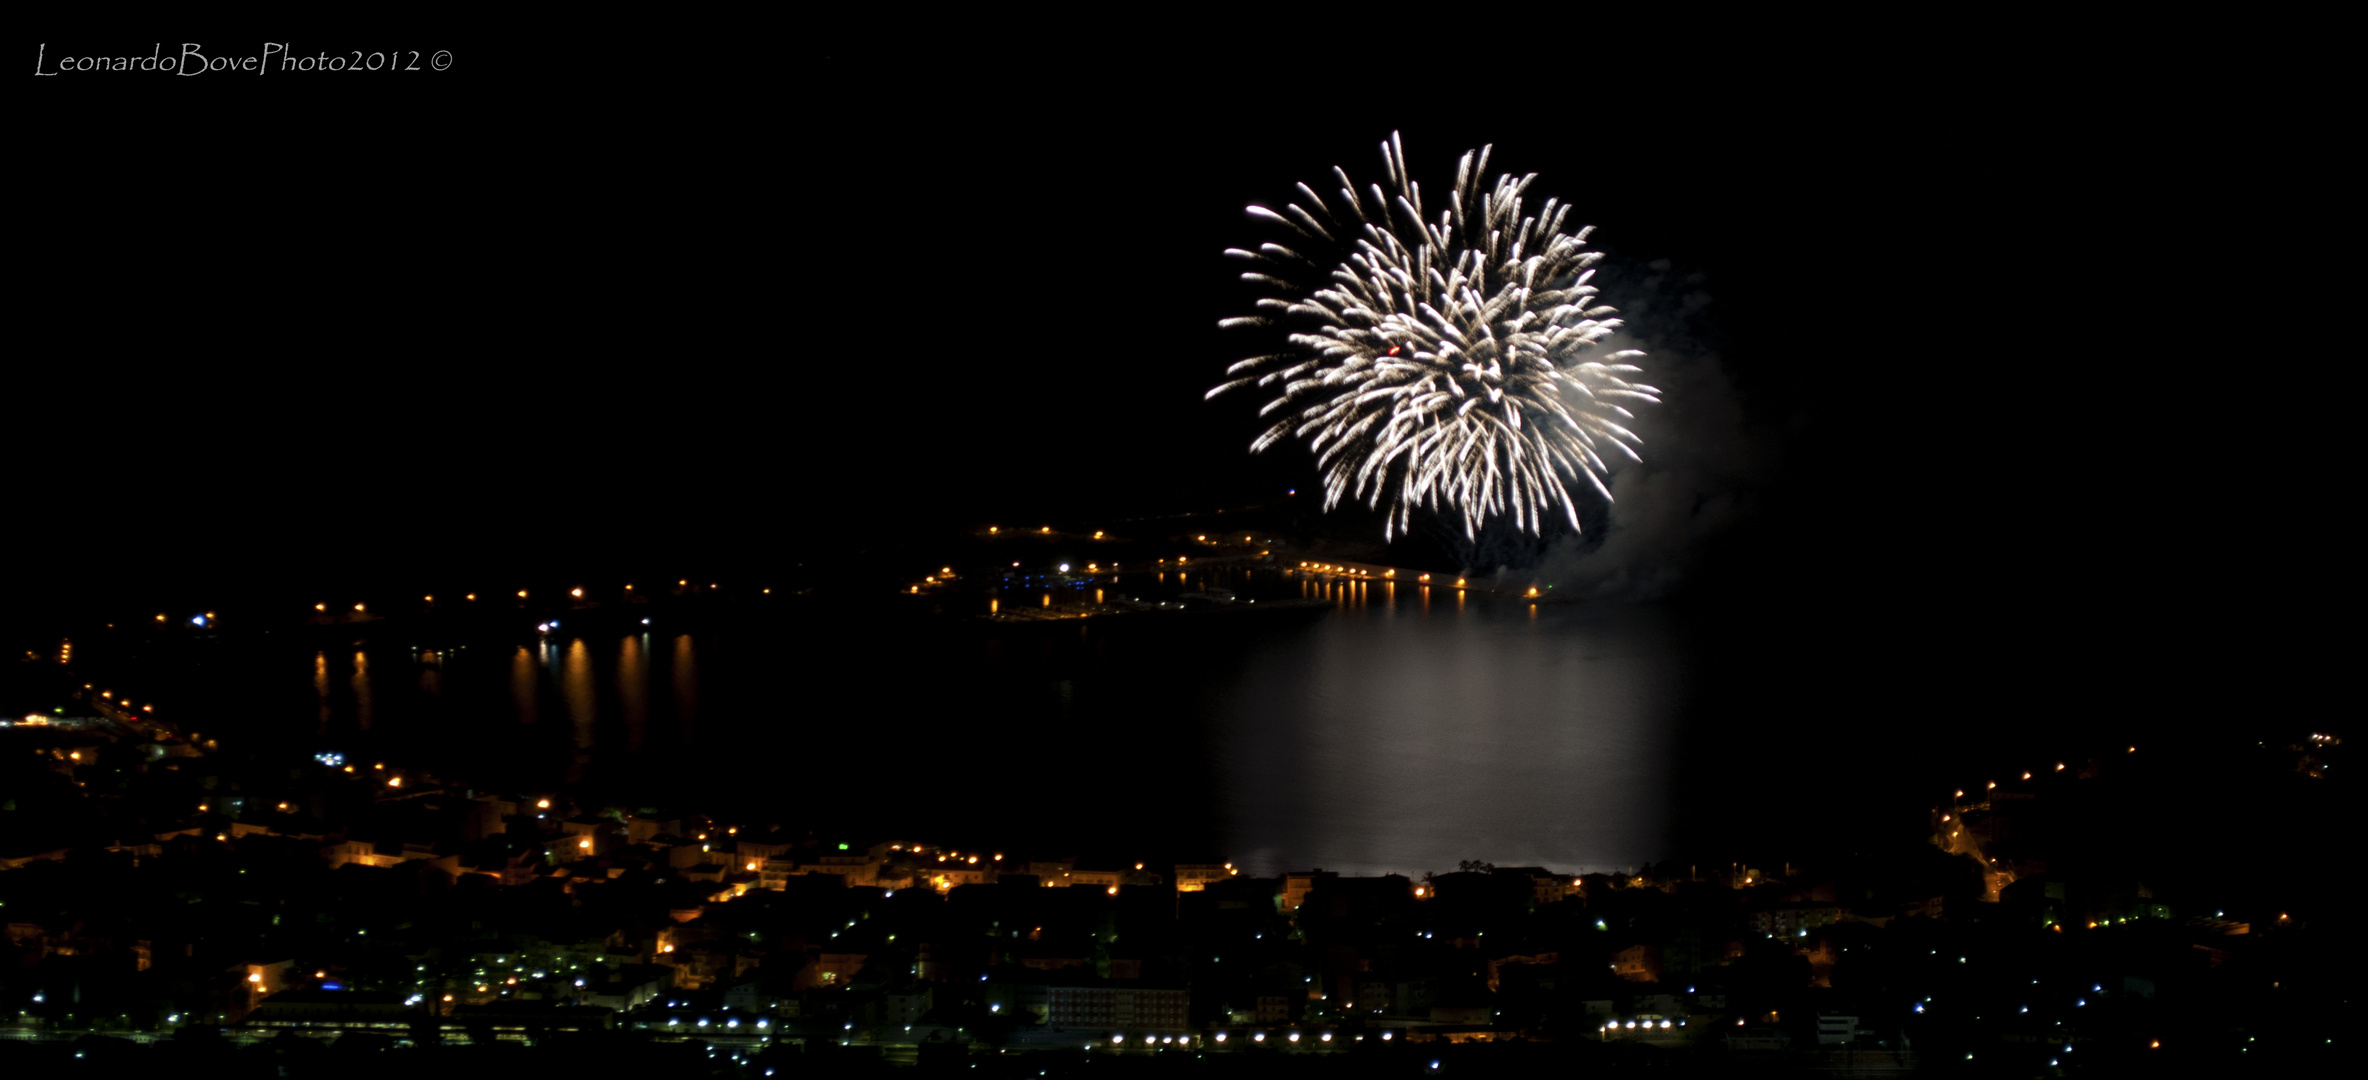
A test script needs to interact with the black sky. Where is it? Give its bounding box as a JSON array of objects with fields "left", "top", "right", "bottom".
[{"left": 13, "top": 23, "right": 2347, "bottom": 654}]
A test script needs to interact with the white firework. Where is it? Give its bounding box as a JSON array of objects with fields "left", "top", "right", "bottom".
[{"left": 1208, "top": 132, "right": 1659, "bottom": 541}]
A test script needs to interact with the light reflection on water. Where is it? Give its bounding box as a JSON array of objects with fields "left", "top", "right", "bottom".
[
  {"left": 312, "top": 651, "right": 330, "bottom": 737},
  {"left": 1217, "top": 587, "right": 1678, "bottom": 877},
  {"left": 509, "top": 646, "right": 537, "bottom": 727},
  {"left": 617, "top": 633, "right": 647, "bottom": 753},
  {"left": 349, "top": 651, "right": 372, "bottom": 731},
  {"left": 561, "top": 639, "right": 595, "bottom": 748}
]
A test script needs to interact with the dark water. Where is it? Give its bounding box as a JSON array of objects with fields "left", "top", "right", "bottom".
[
  {"left": 106, "top": 572, "right": 1675, "bottom": 876},
  {"left": 53, "top": 565, "right": 2239, "bottom": 878}
]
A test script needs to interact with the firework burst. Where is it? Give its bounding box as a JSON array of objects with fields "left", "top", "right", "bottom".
[{"left": 1208, "top": 132, "right": 1659, "bottom": 541}]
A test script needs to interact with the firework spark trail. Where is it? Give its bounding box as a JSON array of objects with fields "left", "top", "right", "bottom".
[{"left": 1209, "top": 133, "right": 1659, "bottom": 541}]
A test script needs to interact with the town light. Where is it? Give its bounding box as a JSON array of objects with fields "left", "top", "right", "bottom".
[{"left": 571, "top": 587, "right": 584, "bottom": 598}]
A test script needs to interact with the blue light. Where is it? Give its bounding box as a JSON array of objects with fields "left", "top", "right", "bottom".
[
  {"left": 190, "top": 615, "right": 207, "bottom": 627},
  {"left": 321, "top": 982, "right": 343, "bottom": 991}
]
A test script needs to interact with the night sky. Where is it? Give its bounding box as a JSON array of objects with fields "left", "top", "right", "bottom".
[{"left": 16, "top": 24, "right": 2345, "bottom": 686}]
